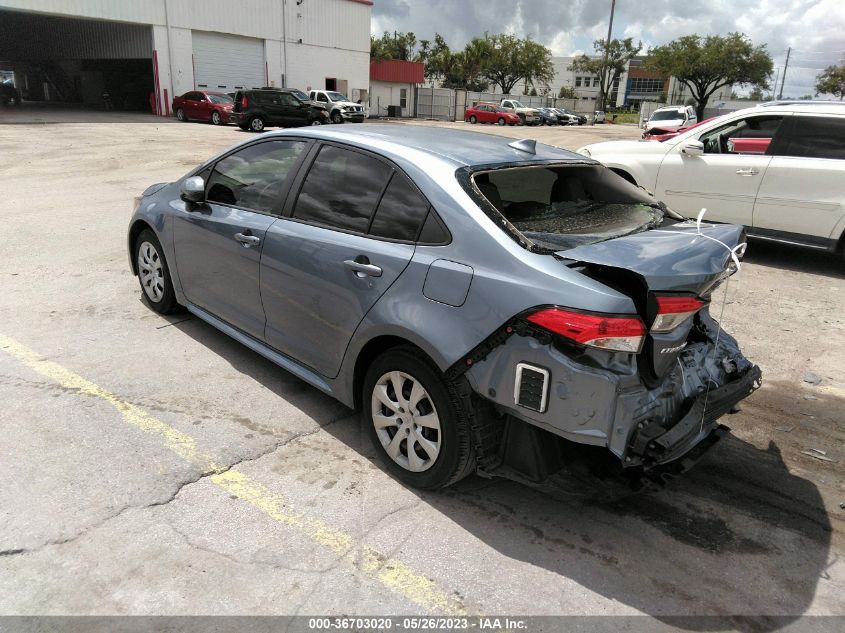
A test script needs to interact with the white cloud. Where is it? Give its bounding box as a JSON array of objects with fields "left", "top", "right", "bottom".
[{"left": 373, "top": 0, "right": 845, "bottom": 97}]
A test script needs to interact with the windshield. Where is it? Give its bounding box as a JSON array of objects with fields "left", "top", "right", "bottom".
[
  {"left": 326, "top": 91, "right": 348, "bottom": 101},
  {"left": 510, "top": 100, "right": 525, "bottom": 108},
  {"left": 290, "top": 89, "right": 310, "bottom": 101},
  {"left": 208, "top": 94, "right": 233, "bottom": 104},
  {"left": 651, "top": 109, "right": 684, "bottom": 121},
  {"left": 471, "top": 165, "right": 665, "bottom": 251}
]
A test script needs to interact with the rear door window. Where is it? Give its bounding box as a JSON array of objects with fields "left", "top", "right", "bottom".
[
  {"left": 293, "top": 145, "right": 392, "bottom": 232},
  {"left": 368, "top": 171, "right": 431, "bottom": 241},
  {"left": 206, "top": 140, "right": 307, "bottom": 213},
  {"left": 779, "top": 116, "right": 845, "bottom": 160}
]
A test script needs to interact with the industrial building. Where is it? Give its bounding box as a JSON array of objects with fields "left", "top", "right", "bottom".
[{"left": 0, "top": 0, "right": 372, "bottom": 114}]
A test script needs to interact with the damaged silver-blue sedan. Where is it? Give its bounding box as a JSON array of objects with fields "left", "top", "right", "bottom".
[{"left": 128, "top": 125, "right": 761, "bottom": 489}]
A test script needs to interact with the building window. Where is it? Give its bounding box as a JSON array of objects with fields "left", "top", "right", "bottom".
[
  {"left": 400, "top": 88, "right": 407, "bottom": 109},
  {"left": 629, "top": 78, "right": 664, "bottom": 94},
  {"left": 575, "top": 77, "right": 582, "bottom": 87}
]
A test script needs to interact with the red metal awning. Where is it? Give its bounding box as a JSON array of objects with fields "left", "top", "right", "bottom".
[{"left": 370, "top": 60, "right": 424, "bottom": 84}]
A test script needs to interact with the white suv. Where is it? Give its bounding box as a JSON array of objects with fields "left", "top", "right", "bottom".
[
  {"left": 644, "top": 105, "right": 697, "bottom": 133},
  {"left": 309, "top": 90, "right": 366, "bottom": 124},
  {"left": 578, "top": 102, "right": 845, "bottom": 252}
]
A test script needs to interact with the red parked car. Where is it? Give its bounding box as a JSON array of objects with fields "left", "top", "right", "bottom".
[
  {"left": 642, "top": 116, "right": 716, "bottom": 141},
  {"left": 172, "top": 91, "right": 235, "bottom": 125},
  {"left": 465, "top": 102, "right": 520, "bottom": 126}
]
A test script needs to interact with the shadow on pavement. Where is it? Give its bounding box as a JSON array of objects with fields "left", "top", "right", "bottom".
[
  {"left": 744, "top": 239, "right": 845, "bottom": 279},
  {"left": 173, "top": 316, "right": 834, "bottom": 631}
]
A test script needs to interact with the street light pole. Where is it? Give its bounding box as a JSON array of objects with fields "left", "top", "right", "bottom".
[
  {"left": 600, "top": 0, "right": 616, "bottom": 111},
  {"left": 778, "top": 47, "right": 791, "bottom": 100}
]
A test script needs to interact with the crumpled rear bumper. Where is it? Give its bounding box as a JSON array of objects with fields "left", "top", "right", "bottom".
[{"left": 628, "top": 364, "right": 762, "bottom": 468}]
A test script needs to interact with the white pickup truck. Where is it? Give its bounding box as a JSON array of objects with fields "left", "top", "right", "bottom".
[
  {"left": 309, "top": 90, "right": 366, "bottom": 124},
  {"left": 499, "top": 99, "right": 540, "bottom": 126}
]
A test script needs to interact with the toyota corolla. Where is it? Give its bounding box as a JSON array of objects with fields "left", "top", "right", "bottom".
[{"left": 128, "top": 125, "right": 761, "bottom": 489}]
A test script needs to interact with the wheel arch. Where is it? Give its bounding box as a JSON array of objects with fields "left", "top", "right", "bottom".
[
  {"left": 349, "top": 332, "right": 444, "bottom": 410},
  {"left": 128, "top": 219, "right": 156, "bottom": 275}
]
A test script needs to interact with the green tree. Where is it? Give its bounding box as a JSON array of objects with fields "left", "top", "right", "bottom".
[
  {"left": 558, "top": 85, "right": 576, "bottom": 99},
  {"left": 421, "top": 34, "right": 489, "bottom": 91},
  {"left": 815, "top": 63, "right": 845, "bottom": 100},
  {"left": 569, "top": 37, "right": 641, "bottom": 110},
  {"left": 370, "top": 31, "right": 419, "bottom": 62},
  {"left": 748, "top": 85, "right": 764, "bottom": 101},
  {"left": 647, "top": 33, "right": 773, "bottom": 119},
  {"left": 482, "top": 33, "right": 554, "bottom": 95}
]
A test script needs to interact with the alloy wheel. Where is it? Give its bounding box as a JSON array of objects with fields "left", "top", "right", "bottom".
[
  {"left": 250, "top": 117, "right": 265, "bottom": 132},
  {"left": 176, "top": 108, "right": 185, "bottom": 121},
  {"left": 137, "top": 241, "right": 165, "bottom": 303},
  {"left": 371, "top": 371, "right": 441, "bottom": 473},
  {"left": 211, "top": 110, "right": 221, "bottom": 125}
]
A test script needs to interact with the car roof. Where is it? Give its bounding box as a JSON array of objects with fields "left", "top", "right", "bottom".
[
  {"left": 754, "top": 100, "right": 845, "bottom": 114},
  {"left": 270, "top": 124, "right": 589, "bottom": 168}
]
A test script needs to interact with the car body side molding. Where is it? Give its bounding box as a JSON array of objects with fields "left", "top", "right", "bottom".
[{"left": 186, "top": 303, "right": 334, "bottom": 396}]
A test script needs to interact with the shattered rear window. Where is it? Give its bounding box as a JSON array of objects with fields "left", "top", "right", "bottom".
[{"left": 471, "top": 165, "right": 665, "bottom": 251}]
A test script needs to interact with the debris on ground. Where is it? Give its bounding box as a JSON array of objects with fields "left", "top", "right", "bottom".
[
  {"left": 802, "top": 372, "right": 822, "bottom": 385},
  {"left": 801, "top": 450, "right": 834, "bottom": 463},
  {"left": 774, "top": 426, "right": 794, "bottom": 433}
]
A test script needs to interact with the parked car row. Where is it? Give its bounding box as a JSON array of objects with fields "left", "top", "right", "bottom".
[
  {"left": 172, "top": 87, "right": 366, "bottom": 130},
  {"left": 465, "top": 101, "right": 588, "bottom": 127}
]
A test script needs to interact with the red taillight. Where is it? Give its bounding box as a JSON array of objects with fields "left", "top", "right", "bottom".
[
  {"left": 241, "top": 95, "right": 248, "bottom": 108},
  {"left": 651, "top": 294, "right": 706, "bottom": 332},
  {"left": 526, "top": 308, "right": 646, "bottom": 353}
]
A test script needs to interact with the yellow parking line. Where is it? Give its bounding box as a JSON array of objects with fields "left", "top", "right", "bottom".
[{"left": 0, "top": 334, "right": 465, "bottom": 616}]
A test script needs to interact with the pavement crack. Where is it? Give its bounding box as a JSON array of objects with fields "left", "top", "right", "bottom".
[{"left": 0, "top": 414, "right": 356, "bottom": 558}]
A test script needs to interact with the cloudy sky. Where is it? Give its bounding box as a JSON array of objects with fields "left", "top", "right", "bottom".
[{"left": 371, "top": 0, "right": 845, "bottom": 98}]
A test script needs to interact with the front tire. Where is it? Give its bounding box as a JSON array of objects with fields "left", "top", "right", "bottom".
[
  {"left": 363, "top": 347, "right": 475, "bottom": 489},
  {"left": 331, "top": 111, "right": 344, "bottom": 124},
  {"left": 135, "top": 229, "right": 178, "bottom": 314},
  {"left": 518, "top": 113, "right": 526, "bottom": 126},
  {"left": 210, "top": 110, "right": 222, "bottom": 125},
  {"left": 498, "top": 117, "right": 505, "bottom": 126},
  {"left": 469, "top": 115, "right": 477, "bottom": 124}
]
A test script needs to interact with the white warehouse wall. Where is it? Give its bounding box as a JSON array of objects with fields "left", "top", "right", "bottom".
[{"left": 0, "top": 0, "right": 372, "bottom": 114}]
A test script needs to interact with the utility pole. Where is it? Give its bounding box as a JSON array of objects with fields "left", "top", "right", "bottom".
[
  {"left": 599, "top": 0, "right": 616, "bottom": 111},
  {"left": 778, "top": 47, "right": 791, "bottom": 100}
]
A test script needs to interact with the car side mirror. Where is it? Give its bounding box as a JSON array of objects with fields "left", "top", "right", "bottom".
[
  {"left": 181, "top": 176, "right": 205, "bottom": 203},
  {"left": 681, "top": 140, "right": 704, "bottom": 156}
]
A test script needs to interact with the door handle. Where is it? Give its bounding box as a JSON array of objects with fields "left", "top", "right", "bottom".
[
  {"left": 344, "top": 258, "right": 382, "bottom": 278},
  {"left": 735, "top": 168, "right": 759, "bottom": 176},
  {"left": 234, "top": 232, "right": 261, "bottom": 247}
]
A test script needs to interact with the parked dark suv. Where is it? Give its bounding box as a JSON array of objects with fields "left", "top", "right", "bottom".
[{"left": 233, "top": 88, "right": 329, "bottom": 131}]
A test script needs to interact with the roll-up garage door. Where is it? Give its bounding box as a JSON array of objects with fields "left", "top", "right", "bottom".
[{"left": 192, "top": 31, "right": 265, "bottom": 92}]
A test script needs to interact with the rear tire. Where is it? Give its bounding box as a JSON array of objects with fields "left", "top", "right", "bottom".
[
  {"left": 135, "top": 229, "right": 179, "bottom": 315},
  {"left": 498, "top": 117, "right": 505, "bottom": 126},
  {"left": 176, "top": 108, "right": 186, "bottom": 122},
  {"left": 248, "top": 116, "right": 265, "bottom": 132},
  {"left": 363, "top": 346, "right": 475, "bottom": 490}
]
